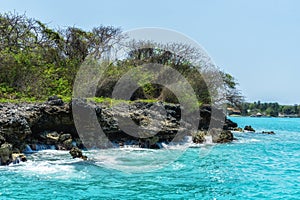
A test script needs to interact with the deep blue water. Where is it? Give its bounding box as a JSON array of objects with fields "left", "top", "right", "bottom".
[{"left": 1, "top": 117, "right": 300, "bottom": 199}]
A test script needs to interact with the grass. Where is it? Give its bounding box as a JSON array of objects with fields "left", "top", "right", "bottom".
[
  {"left": 0, "top": 96, "right": 159, "bottom": 106},
  {"left": 0, "top": 97, "right": 44, "bottom": 103},
  {"left": 0, "top": 96, "right": 203, "bottom": 109},
  {"left": 88, "top": 97, "right": 159, "bottom": 107}
]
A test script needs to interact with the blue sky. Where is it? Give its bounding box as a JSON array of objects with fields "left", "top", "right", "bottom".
[{"left": 1, "top": 0, "right": 299, "bottom": 104}]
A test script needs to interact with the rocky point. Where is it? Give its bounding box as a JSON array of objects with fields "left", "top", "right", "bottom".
[{"left": 0, "top": 97, "right": 237, "bottom": 165}]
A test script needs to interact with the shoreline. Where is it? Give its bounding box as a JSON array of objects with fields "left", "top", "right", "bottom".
[{"left": 0, "top": 97, "right": 237, "bottom": 165}]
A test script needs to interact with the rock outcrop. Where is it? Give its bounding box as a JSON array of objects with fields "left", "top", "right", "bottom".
[
  {"left": 69, "top": 147, "right": 87, "bottom": 160},
  {"left": 192, "top": 128, "right": 234, "bottom": 144},
  {"left": 244, "top": 125, "right": 255, "bottom": 132},
  {"left": 0, "top": 98, "right": 237, "bottom": 165}
]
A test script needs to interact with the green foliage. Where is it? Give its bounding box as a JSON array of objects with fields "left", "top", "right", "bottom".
[
  {"left": 0, "top": 12, "right": 122, "bottom": 101},
  {"left": 0, "top": 12, "right": 241, "bottom": 108},
  {"left": 241, "top": 101, "right": 299, "bottom": 117}
]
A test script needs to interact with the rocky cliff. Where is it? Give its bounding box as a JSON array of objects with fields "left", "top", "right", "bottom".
[{"left": 0, "top": 98, "right": 237, "bottom": 165}]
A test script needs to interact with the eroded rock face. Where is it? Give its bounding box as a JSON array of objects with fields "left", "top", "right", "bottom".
[{"left": 0, "top": 98, "right": 236, "bottom": 164}]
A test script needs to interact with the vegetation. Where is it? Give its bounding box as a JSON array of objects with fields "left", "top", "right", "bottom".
[
  {"left": 0, "top": 12, "right": 242, "bottom": 106},
  {"left": 240, "top": 101, "right": 300, "bottom": 117}
]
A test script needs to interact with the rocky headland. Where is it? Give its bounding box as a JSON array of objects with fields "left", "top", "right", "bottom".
[{"left": 0, "top": 97, "right": 237, "bottom": 165}]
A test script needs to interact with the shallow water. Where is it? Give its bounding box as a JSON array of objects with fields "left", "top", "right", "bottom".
[{"left": 1, "top": 117, "right": 299, "bottom": 199}]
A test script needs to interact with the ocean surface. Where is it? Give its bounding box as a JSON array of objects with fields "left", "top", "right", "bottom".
[{"left": 1, "top": 117, "right": 300, "bottom": 199}]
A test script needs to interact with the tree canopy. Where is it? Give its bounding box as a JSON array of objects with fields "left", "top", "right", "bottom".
[{"left": 0, "top": 12, "right": 242, "bottom": 106}]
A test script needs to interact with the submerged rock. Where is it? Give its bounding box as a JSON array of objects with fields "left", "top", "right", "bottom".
[{"left": 262, "top": 131, "right": 275, "bottom": 134}]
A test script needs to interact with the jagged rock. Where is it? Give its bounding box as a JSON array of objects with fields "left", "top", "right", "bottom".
[
  {"left": 0, "top": 100, "right": 237, "bottom": 161},
  {"left": 215, "top": 130, "right": 234, "bottom": 143},
  {"left": 47, "top": 96, "right": 64, "bottom": 106},
  {"left": 63, "top": 139, "right": 73, "bottom": 150},
  {"left": 232, "top": 127, "right": 243, "bottom": 132},
  {"left": 12, "top": 153, "right": 27, "bottom": 163},
  {"left": 192, "top": 131, "right": 205, "bottom": 143},
  {"left": 69, "top": 147, "right": 87, "bottom": 160},
  {"left": 59, "top": 133, "right": 72, "bottom": 142},
  {"left": 224, "top": 118, "right": 238, "bottom": 130},
  {"left": 244, "top": 125, "right": 255, "bottom": 132},
  {"left": 192, "top": 129, "right": 234, "bottom": 144},
  {"left": 46, "top": 131, "right": 60, "bottom": 144},
  {"left": 0, "top": 143, "right": 13, "bottom": 165},
  {"left": 209, "top": 128, "right": 234, "bottom": 143}
]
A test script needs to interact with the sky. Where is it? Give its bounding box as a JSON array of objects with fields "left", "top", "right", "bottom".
[{"left": 1, "top": 0, "right": 299, "bottom": 104}]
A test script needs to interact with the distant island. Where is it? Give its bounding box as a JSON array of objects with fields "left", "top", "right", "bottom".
[{"left": 228, "top": 101, "right": 300, "bottom": 117}]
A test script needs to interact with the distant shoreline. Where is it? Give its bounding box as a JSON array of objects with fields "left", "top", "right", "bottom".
[{"left": 228, "top": 115, "right": 300, "bottom": 118}]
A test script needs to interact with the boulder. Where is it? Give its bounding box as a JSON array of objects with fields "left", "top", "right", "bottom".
[
  {"left": 0, "top": 143, "right": 13, "bottom": 165},
  {"left": 192, "top": 131, "right": 205, "bottom": 143},
  {"left": 63, "top": 139, "right": 73, "bottom": 150},
  {"left": 209, "top": 128, "right": 234, "bottom": 143},
  {"left": 59, "top": 133, "right": 72, "bottom": 142},
  {"left": 69, "top": 147, "right": 87, "bottom": 160},
  {"left": 12, "top": 153, "right": 27, "bottom": 163},
  {"left": 224, "top": 118, "right": 238, "bottom": 130},
  {"left": 46, "top": 131, "right": 59, "bottom": 144},
  {"left": 232, "top": 127, "right": 243, "bottom": 132}
]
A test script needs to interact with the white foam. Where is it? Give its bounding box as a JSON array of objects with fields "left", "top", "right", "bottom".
[
  {"left": 4, "top": 150, "right": 89, "bottom": 180},
  {"left": 88, "top": 148, "right": 185, "bottom": 173}
]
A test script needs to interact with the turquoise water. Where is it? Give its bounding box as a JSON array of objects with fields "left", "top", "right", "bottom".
[{"left": 1, "top": 117, "right": 300, "bottom": 199}]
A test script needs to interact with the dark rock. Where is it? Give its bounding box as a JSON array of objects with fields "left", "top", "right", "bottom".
[
  {"left": 59, "top": 133, "right": 72, "bottom": 142},
  {"left": 224, "top": 118, "right": 238, "bottom": 130},
  {"left": 62, "top": 139, "right": 73, "bottom": 150},
  {"left": 209, "top": 128, "right": 234, "bottom": 143},
  {"left": 192, "top": 131, "right": 205, "bottom": 143},
  {"left": 47, "top": 96, "right": 64, "bottom": 106},
  {"left": 0, "top": 100, "right": 237, "bottom": 162},
  {"left": 69, "top": 147, "right": 87, "bottom": 160},
  {"left": 46, "top": 131, "right": 59, "bottom": 144},
  {"left": 232, "top": 127, "right": 243, "bottom": 132},
  {"left": 0, "top": 143, "right": 13, "bottom": 165},
  {"left": 262, "top": 131, "right": 275, "bottom": 134},
  {"left": 12, "top": 153, "right": 27, "bottom": 163},
  {"left": 0, "top": 134, "right": 6, "bottom": 145},
  {"left": 244, "top": 125, "right": 255, "bottom": 132}
]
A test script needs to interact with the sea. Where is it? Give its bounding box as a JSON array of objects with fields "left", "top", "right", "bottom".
[{"left": 0, "top": 117, "right": 299, "bottom": 199}]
